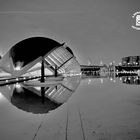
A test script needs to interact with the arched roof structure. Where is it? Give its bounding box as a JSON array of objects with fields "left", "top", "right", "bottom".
[{"left": 10, "top": 37, "right": 62, "bottom": 68}]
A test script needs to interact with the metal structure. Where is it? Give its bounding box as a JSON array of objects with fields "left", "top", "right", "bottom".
[
  {"left": 0, "top": 37, "right": 140, "bottom": 113},
  {"left": 0, "top": 37, "right": 81, "bottom": 106}
]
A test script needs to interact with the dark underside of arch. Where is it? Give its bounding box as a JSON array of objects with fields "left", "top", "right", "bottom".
[{"left": 10, "top": 37, "right": 62, "bottom": 67}]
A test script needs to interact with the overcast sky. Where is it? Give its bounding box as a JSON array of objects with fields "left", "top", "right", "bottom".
[{"left": 0, "top": 0, "right": 140, "bottom": 65}]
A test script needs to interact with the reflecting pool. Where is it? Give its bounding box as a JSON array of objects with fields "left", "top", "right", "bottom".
[{"left": 0, "top": 71, "right": 140, "bottom": 140}]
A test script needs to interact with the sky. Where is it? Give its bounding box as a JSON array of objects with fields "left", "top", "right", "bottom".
[{"left": 0, "top": 0, "right": 140, "bottom": 65}]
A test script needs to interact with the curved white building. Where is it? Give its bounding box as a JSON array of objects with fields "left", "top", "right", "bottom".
[{"left": 0, "top": 37, "right": 81, "bottom": 105}]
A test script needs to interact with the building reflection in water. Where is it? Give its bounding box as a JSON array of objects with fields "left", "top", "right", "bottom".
[
  {"left": 121, "top": 76, "right": 140, "bottom": 85},
  {"left": 0, "top": 62, "right": 140, "bottom": 114},
  {"left": 0, "top": 37, "right": 82, "bottom": 114},
  {"left": 11, "top": 84, "right": 61, "bottom": 114},
  {"left": 0, "top": 37, "right": 140, "bottom": 114},
  {"left": 0, "top": 80, "right": 81, "bottom": 114}
]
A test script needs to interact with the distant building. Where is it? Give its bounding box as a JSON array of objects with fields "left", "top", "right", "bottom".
[
  {"left": 81, "top": 64, "right": 108, "bottom": 78},
  {"left": 121, "top": 56, "right": 140, "bottom": 67}
]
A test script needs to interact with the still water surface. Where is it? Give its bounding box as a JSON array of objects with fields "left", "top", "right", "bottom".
[{"left": 0, "top": 77, "right": 140, "bottom": 140}]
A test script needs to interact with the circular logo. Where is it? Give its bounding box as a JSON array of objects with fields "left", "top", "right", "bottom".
[{"left": 132, "top": 11, "right": 140, "bottom": 30}]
